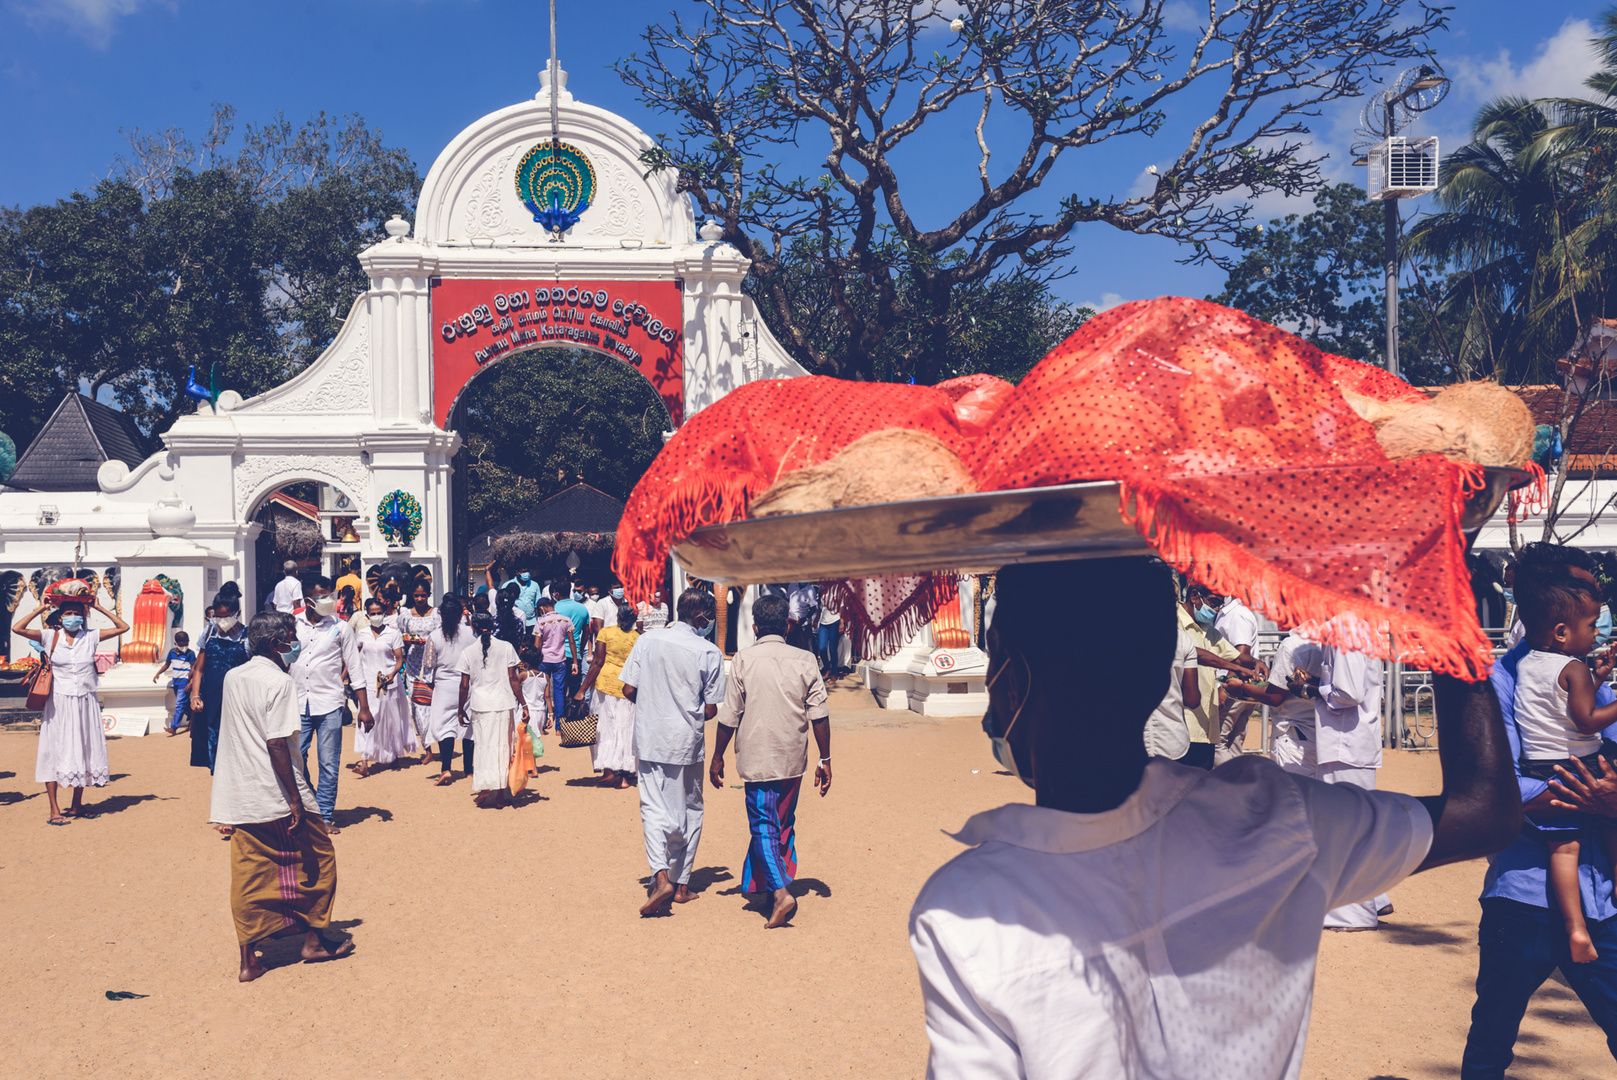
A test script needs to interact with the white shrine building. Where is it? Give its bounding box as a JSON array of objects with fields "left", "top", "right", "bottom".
[{"left": 0, "top": 69, "right": 807, "bottom": 714}]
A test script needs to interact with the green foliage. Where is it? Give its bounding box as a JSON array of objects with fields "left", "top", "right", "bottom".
[
  {"left": 1210, "top": 182, "right": 1460, "bottom": 385},
  {"left": 750, "top": 237, "right": 1092, "bottom": 386},
  {"left": 458, "top": 348, "right": 670, "bottom": 537},
  {"left": 0, "top": 105, "right": 419, "bottom": 448}
]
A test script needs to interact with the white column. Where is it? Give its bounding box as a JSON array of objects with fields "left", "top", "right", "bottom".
[{"left": 376, "top": 277, "right": 401, "bottom": 423}]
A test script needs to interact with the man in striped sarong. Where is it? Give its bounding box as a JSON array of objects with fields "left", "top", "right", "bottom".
[
  {"left": 710, "top": 593, "right": 831, "bottom": 929},
  {"left": 212, "top": 610, "right": 353, "bottom": 981}
]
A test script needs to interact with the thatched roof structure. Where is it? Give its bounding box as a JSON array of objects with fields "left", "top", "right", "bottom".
[
  {"left": 469, "top": 483, "right": 625, "bottom": 570},
  {"left": 256, "top": 492, "right": 324, "bottom": 557}
]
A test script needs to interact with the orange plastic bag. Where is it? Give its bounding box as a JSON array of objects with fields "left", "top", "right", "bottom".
[{"left": 509, "top": 722, "right": 535, "bottom": 795}]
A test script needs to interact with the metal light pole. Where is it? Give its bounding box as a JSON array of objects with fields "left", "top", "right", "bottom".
[{"left": 1355, "top": 66, "right": 1449, "bottom": 744}]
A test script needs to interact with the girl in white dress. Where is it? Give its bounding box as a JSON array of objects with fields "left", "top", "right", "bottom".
[
  {"left": 13, "top": 591, "right": 130, "bottom": 825},
  {"left": 354, "top": 597, "right": 410, "bottom": 777},
  {"left": 454, "top": 612, "right": 528, "bottom": 808},
  {"left": 398, "top": 581, "right": 442, "bottom": 764},
  {"left": 423, "top": 594, "right": 475, "bottom": 785}
]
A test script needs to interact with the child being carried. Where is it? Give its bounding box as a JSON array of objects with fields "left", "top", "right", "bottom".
[{"left": 1515, "top": 572, "right": 1617, "bottom": 962}]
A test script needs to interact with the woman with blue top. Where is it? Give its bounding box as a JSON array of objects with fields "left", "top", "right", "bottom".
[{"left": 187, "top": 591, "right": 250, "bottom": 776}]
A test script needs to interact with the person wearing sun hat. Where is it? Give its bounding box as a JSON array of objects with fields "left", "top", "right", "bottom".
[{"left": 11, "top": 579, "right": 129, "bottom": 825}]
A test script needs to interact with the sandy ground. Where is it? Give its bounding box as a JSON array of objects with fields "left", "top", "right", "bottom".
[{"left": 0, "top": 706, "right": 1610, "bottom": 1079}]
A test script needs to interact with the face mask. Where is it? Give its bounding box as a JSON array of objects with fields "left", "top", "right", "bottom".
[
  {"left": 1502, "top": 588, "right": 1514, "bottom": 604},
  {"left": 280, "top": 640, "right": 302, "bottom": 667},
  {"left": 520, "top": 573, "right": 531, "bottom": 583},
  {"left": 369, "top": 614, "right": 385, "bottom": 628},
  {"left": 694, "top": 618, "right": 715, "bottom": 639},
  {"left": 1193, "top": 604, "right": 1217, "bottom": 626},
  {"left": 311, "top": 596, "right": 336, "bottom": 617},
  {"left": 217, "top": 616, "right": 239, "bottom": 632},
  {"left": 982, "top": 654, "right": 1034, "bottom": 789},
  {"left": 612, "top": 588, "right": 624, "bottom": 600},
  {"left": 60, "top": 614, "right": 84, "bottom": 632}
]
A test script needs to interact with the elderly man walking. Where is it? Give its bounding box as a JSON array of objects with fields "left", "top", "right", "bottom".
[
  {"left": 710, "top": 594, "right": 832, "bottom": 929},
  {"left": 211, "top": 610, "right": 353, "bottom": 982},
  {"left": 621, "top": 587, "right": 725, "bottom": 917}
]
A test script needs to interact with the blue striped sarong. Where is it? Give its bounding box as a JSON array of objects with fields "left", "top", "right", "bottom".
[{"left": 742, "top": 776, "right": 801, "bottom": 894}]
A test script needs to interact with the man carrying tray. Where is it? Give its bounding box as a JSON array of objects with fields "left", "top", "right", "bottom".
[{"left": 910, "top": 557, "right": 1518, "bottom": 1079}]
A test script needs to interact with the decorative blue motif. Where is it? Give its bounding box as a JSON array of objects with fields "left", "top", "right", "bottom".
[{"left": 516, "top": 140, "right": 596, "bottom": 234}]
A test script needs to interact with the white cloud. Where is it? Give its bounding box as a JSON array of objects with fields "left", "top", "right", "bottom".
[
  {"left": 1079, "top": 292, "right": 1128, "bottom": 312},
  {"left": 11, "top": 0, "right": 167, "bottom": 49},
  {"left": 1162, "top": 1, "right": 1202, "bottom": 34},
  {"left": 1448, "top": 18, "right": 1601, "bottom": 104}
]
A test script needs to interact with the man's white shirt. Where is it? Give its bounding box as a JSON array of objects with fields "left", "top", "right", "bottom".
[
  {"left": 910, "top": 757, "right": 1431, "bottom": 1080},
  {"left": 290, "top": 613, "right": 362, "bottom": 715},
  {"left": 1213, "top": 598, "right": 1259, "bottom": 652},
  {"left": 270, "top": 575, "right": 304, "bottom": 614},
  {"left": 1316, "top": 646, "right": 1384, "bottom": 769},
  {"left": 210, "top": 656, "right": 320, "bottom": 825}
]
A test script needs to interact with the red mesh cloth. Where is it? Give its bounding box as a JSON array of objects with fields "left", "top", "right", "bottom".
[{"left": 615, "top": 298, "right": 1494, "bottom": 678}]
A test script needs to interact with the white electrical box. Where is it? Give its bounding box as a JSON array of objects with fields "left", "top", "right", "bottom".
[{"left": 1368, "top": 136, "right": 1439, "bottom": 200}]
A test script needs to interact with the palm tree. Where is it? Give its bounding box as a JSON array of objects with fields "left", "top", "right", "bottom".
[{"left": 1405, "top": 97, "right": 1597, "bottom": 384}]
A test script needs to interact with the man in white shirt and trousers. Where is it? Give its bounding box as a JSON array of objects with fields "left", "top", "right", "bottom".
[
  {"left": 910, "top": 557, "right": 1517, "bottom": 1079},
  {"left": 1316, "top": 641, "right": 1394, "bottom": 930},
  {"left": 620, "top": 587, "right": 725, "bottom": 918},
  {"left": 270, "top": 560, "right": 303, "bottom": 614},
  {"left": 289, "top": 575, "right": 368, "bottom": 834}
]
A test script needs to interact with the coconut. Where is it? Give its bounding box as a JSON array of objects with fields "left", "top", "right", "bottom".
[
  {"left": 749, "top": 429, "right": 977, "bottom": 518},
  {"left": 1372, "top": 381, "right": 1535, "bottom": 468}
]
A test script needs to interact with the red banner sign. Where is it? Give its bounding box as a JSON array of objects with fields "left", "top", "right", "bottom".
[{"left": 430, "top": 278, "right": 684, "bottom": 428}]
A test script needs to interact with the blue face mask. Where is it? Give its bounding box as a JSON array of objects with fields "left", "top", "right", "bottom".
[
  {"left": 982, "top": 654, "right": 1033, "bottom": 789},
  {"left": 60, "top": 614, "right": 85, "bottom": 632},
  {"left": 611, "top": 588, "right": 624, "bottom": 600},
  {"left": 696, "top": 618, "right": 715, "bottom": 639},
  {"left": 520, "top": 573, "right": 531, "bottom": 583},
  {"left": 1501, "top": 587, "right": 1514, "bottom": 604},
  {"left": 280, "top": 639, "right": 302, "bottom": 668},
  {"left": 1193, "top": 604, "right": 1217, "bottom": 626}
]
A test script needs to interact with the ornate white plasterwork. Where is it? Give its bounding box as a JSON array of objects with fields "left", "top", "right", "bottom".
[
  {"left": 580, "top": 155, "right": 648, "bottom": 240},
  {"left": 234, "top": 454, "right": 371, "bottom": 516},
  {"left": 463, "top": 146, "right": 522, "bottom": 243},
  {"left": 252, "top": 318, "right": 372, "bottom": 415}
]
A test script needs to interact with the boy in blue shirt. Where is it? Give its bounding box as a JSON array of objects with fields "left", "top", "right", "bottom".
[{"left": 153, "top": 630, "right": 196, "bottom": 736}]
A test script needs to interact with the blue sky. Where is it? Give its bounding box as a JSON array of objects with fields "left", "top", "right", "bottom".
[{"left": 1, "top": 0, "right": 1611, "bottom": 310}]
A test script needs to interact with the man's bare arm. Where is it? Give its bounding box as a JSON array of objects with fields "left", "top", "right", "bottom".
[
  {"left": 266, "top": 736, "right": 303, "bottom": 828},
  {"left": 1414, "top": 675, "right": 1520, "bottom": 872}
]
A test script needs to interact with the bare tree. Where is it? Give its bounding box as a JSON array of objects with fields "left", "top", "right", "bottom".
[{"left": 619, "top": 0, "right": 1447, "bottom": 381}]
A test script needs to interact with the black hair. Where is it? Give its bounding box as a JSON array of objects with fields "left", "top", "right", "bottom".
[
  {"left": 993, "top": 556, "right": 1177, "bottom": 735},
  {"left": 217, "top": 580, "right": 242, "bottom": 600},
  {"left": 1518, "top": 573, "right": 1602, "bottom": 636},
  {"left": 174, "top": 629, "right": 190, "bottom": 643},
  {"left": 440, "top": 592, "right": 465, "bottom": 637},
  {"left": 247, "top": 610, "right": 295, "bottom": 658},
  {"left": 303, "top": 574, "right": 334, "bottom": 593},
  {"left": 617, "top": 604, "right": 639, "bottom": 632},
  {"left": 677, "top": 586, "right": 714, "bottom": 624},
  {"left": 752, "top": 593, "right": 790, "bottom": 638},
  {"left": 212, "top": 590, "right": 241, "bottom": 615},
  {"left": 538, "top": 594, "right": 556, "bottom": 609},
  {"left": 520, "top": 647, "right": 543, "bottom": 669},
  {"left": 365, "top": 596, "right": 384, "bottom": 613},
  {"left": 471, "top": 611, "right": 495, "bottom": 659}
]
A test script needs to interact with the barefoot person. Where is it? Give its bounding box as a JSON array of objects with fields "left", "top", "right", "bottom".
[
  {"left": 620, "top": 587, "right": 724, "bottom": 916},
  {"left": 423, "top": 594, "right": 475, "bottom": 785},
  {"left": 453, "top": 612, "right": 527, "bottom": 809},
  {"left": 709, "top": 593, "right": 831, "bottom": 928},
  {"left": 213, "top": 610, "right": 352, "bottom": 982},
  {"left": 13, "top": 583, "right": 129, "bottom": 825},
  {"left": 578, "top": 603, "right": 640, "bottom": 788},
  {"left": 911, "top": 557, "right": 1518, "bottom": 1078}
]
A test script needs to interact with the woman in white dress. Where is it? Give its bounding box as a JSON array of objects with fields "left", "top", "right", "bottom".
[
  {"left": 13, "top": 590, "right": 129, "bottom": 825},
  {"left": 423, "top": 594, "right": 475, "bottom": 785},
  {"left": 577, "top": 603, "right": 640, "bottom": 788},
  {"left": 454, "top": 611, "right": 528, "bottom": 808},
  {"left": 398, "top": 580, "right": 441, "bottom": 765},
  {"left": 354, "top": 597, "right": 410, "bottom": 777}
]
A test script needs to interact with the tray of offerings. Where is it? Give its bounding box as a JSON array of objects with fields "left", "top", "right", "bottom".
[
  {"left": 671, "top": 466, "right": 1532, "bottom": 585},
  {"left": 671, "top": 481, "right": 1148, "bottom": 584}
]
